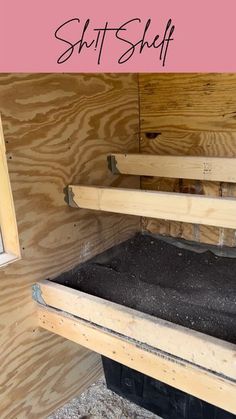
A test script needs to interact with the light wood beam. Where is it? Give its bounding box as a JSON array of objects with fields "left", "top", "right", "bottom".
[
  {"left": 0, "top": 116, "right": 20, "bottom": 265},
  {"left": 37, "top": 304, "right": 236, "bottom": 415},
  {"left": 68, "top": 185, "right": 236, "bottom": 229},
  {"left": 35, "top": 280, "right": 236, "bottom": 380},
  {"left": 108, "top": 153, "right": 236, "bottom": 183}
]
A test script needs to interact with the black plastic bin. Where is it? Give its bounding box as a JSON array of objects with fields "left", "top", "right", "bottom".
[{"left": 102, "top": 357, "right": 235, "bottom": 419}]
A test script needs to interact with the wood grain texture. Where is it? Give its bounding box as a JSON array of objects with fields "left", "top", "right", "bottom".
[
  {"left": 69, "top": 185, "right": 236, "bottom": 229},
  {"left": 108, "top": 153, "right": 236, "bottom": 182},
  {"left": 37, "top": 280, "right": 236, "bottom": 380},
  {"left": 38, "top": 305, "right": 236, "bottom": 415},
  {"left": 0, "top": 73, "right": 139, "bottom": 418},
  {"left": 0, "top": 115, "right": 21, "bottom": 263},
  {"left": 139, "top": 74, "right": 236, "bottom": 245}
]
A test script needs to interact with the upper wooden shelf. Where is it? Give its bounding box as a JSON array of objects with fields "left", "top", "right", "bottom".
[{"left": 108, "top": 153, "right": 236, "bottom": 183}]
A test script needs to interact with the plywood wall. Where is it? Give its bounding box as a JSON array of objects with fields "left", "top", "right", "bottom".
[
  {"left": 0, "top": 73, "right": 139, "bottom": 418},
  {"left": 2, "top": 72, "right": 235, "bottom": 417},
  {"left": 139, "top": 73, "right": 236, "bottom": 246}
]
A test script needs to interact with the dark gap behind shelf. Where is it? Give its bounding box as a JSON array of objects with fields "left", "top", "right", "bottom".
[{"left": 102, "top": 356, "right": 234, "bottom": 419}]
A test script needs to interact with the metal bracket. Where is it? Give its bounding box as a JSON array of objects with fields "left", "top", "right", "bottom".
[
  {"left": 32, "top": 283, "right": 46, "bottom": 305},
  {"left": 107, "top": 155, "right": 120, "bottom": 174},
  {"left": 64, "top": 186, "right": 79, "bottom": 208}
]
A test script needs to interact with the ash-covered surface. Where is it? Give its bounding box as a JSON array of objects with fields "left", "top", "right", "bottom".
[
  {"left": 54, "top": 233, "right": 236, "bottom": 343},
  {"left": 48, "top": 377, "right": 161, "bottom": 419}
]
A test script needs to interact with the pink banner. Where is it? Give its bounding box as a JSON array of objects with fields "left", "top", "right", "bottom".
[{"left": 1, "top": 0, "right": 236, "bottom": 72}]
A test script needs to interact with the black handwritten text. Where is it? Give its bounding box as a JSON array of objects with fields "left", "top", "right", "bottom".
[{"left": 54, "top": 18, "right": 175, "bottom": 66}]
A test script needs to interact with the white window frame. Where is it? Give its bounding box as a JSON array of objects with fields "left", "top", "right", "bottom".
[
  {"left": 0, "top": 116, "right": 21, "bottom": 267},
  {"left": 0, "top": 230, "right": 3, "bottom": 253}
]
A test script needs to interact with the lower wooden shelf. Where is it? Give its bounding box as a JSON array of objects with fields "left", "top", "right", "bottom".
[{"left": 34, "top": 280, "right": 236, "bottom": 414}]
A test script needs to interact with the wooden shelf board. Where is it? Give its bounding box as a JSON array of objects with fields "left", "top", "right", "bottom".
[
  {"left": 68, "top": 185, "right": 236, "bottom": 229},
  {"left": 36, "top": 303, "right": 236, "bottom": 415},
  {"left": 108, "top": 154, "right": 236, "bottom": 183}
]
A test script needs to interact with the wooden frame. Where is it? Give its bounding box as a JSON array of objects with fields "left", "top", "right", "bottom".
[
  {"left": 0, "top": 116, "right": 21, "bottom": 266},
  {"left": 108, "top": 153, "right": 236, "bottom": 183},
  {"left": 68, "top": 185, "right": 236, "bottom": 229},
  {"left": 35, "top": 292, "right": 236, "bottom": 414},
  {"left": 34, "top": 280, "right": 236, "bottom": 380}
]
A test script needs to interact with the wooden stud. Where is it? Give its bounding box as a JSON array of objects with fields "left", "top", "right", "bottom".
[
  {"left": 37, "top": 304, "right": 236, "bottom": 415},
  {"left": 68, "top": 185, "right": 236, "bottom": 229},
  {"left": 108, "top": 153, "right": 236, "bottom": 183},
  {"left": 35, "top": 280, "right": 236, "bottom": 380},
  {"left": 0, "top": 115, "right": 20, "bottom": 266}
]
